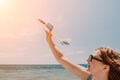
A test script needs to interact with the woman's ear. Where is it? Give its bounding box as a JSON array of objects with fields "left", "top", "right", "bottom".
[{"left": 103, "top": 64, "right": 110, "bottom": 72}]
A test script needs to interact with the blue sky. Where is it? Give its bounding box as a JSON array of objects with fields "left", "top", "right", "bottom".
[{"left": 0, "top": 0, "right": 120, "bottom": 64}]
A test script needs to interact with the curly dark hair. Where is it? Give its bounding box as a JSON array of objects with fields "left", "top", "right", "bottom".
[{"left": 97, "top": 47, "right": 120, "bottom": 80}]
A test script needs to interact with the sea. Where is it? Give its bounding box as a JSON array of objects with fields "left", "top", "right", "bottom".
[{"left": 0, "top": 64, "right": 87, "bottom": 80}]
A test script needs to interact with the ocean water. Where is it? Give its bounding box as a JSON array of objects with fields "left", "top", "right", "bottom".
[{"left": 0, "top": 64, "right": 87, "bottom": 80}]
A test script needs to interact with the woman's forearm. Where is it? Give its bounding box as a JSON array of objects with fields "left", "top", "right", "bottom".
[{"left": 47, "top": 40, "right": 64, "bottom": 60}]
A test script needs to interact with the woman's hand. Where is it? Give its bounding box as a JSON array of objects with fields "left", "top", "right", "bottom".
[
  {"left": 45, "top": 30, "right": 55, "bottom": 47},
  {"left": 45, "top": 31, "right": 52, "bottom": 42}
]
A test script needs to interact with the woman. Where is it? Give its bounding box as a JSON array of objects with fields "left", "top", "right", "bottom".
[{"left": 45, "top": 30, "right": 120, "bottom": 80}]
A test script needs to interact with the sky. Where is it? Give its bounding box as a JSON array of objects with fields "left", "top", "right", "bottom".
[{"left": 0, "top": 0, "right": 120, "bottom": 64}]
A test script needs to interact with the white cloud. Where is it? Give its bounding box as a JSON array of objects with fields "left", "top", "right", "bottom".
[{"left": 76, "top": 50, "right": 86, "bottom": 54}]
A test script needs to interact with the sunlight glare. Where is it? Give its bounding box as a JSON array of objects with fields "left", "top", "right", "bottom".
[{"left": 0, "top": 0, "right": 6, "bottom": 8}]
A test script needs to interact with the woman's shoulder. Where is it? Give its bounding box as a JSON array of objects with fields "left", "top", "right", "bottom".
[{"left": 87, "top": 74, "right": 93, "bottom": 80}]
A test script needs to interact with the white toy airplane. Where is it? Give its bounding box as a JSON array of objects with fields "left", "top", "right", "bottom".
[
  {"left": 36, "top": 19, "right": 53, "bottom": 31},
  {"left": 35, "top": 18, "right": 71, "bottom": 45}
]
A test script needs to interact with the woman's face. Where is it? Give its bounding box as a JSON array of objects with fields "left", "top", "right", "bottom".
[{"left": 87, "top": 50, "right": 105, "bottom": 74}]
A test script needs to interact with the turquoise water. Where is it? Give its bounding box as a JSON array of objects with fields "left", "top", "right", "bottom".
[{"left": 0, "top": 64, "right": 87, "bottom": 80}]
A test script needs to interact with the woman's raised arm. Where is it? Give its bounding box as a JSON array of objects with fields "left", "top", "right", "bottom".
[{"left": 45, "top": 31, "right": 90, "bottom": 80}]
